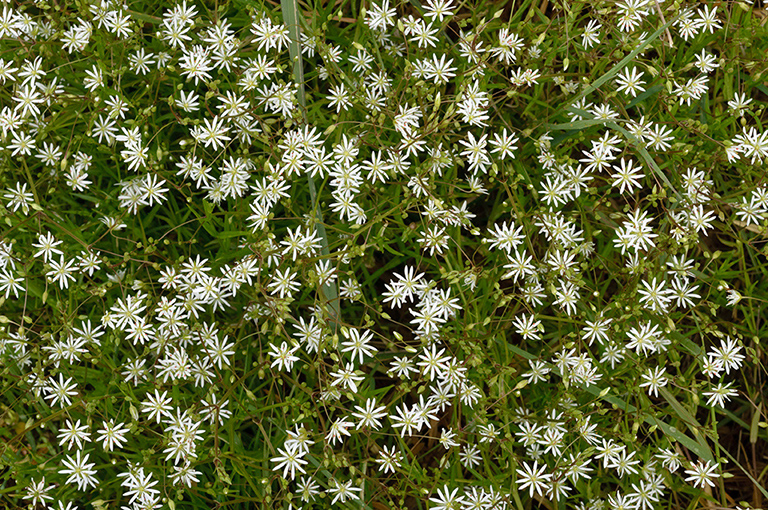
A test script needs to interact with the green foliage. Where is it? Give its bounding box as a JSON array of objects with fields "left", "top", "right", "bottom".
[{"left": 0, "top": 0, "right": 767, "bottom": 509}]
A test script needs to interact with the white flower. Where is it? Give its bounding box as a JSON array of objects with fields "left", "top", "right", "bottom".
[
  {"left": 684, "top": 460, "right": 720, "bottom": 488},
  {"left": 268, "top": 341, "right": 300, "bottom": 372},
  {"left": 327, "top": 478, "right": 362, "bottom": 504},
  {"left": 351, "top": 398, "right": 387, "bottom": 430},
  {"left": 429, "top": 484, "right": 464, "bottom": 510},
  {"left": 171, "top": 462, "right": 202, "bottom": 488},
  {"left": 121, "top": 466, "right": 160, "bottom": 506},
  {"left": 366, "top": 0, "right": 396, "bottom": 30},
  {"left": 330, "top": 363, "right": 364, "bottom": 393},
  {"left": 202, "top": 333, "right": 235, "bottom": 369},
  {"left": 639, "top": 367, "right": 669, "bottom": 397},
  {"left": 268, "top": 267, "right": 300, "bottom": 298},
  {"left": 341, "top": 327, "right": 377, "bottom": 364},
  {"left": 270, "top": 442, "right": 307, "bottom": 480},
  {"left": 726, "top": 288, "right": 742, "bottom": 306},
  {"left": 614, "top": 66, "right": 646, "bottom": 97},
  {"left": 47, "top": 256, "right": 77, "bottom": 289},
  {"left": 141, "top": 389, "right": 174, "bottom": 424},
  {"left": 176, "top": 89, "right": 200, "bottom": 112},
  {"left": 57, "top": 419, "right": 91, "bottom": 450},
  {"left": 82, "top": 65, "right": 103, "bottom": 91},
  {"left": 23, "top": 477, "right": 54, "bottom": 507},
  {"left": 708, "top": 337, "right": 745, "bottom": 374},
  {"left": 375, "top": 445, "right": 403, "bottom": 473},
  {"left": 703, "top": 381, "right": 738, "bottom": 407},
  {"left": 96, "top": 420, "right": 130, "bottom": 451},
  {"left": 3, "top": 182, "right": 34, "bottom": 214},
  {"left": 423, "top": 0, "right": 455, "bottom": 22},
  {"left": 326, "top": 83, "right": 351, "bottom": 113},
  {"left": 0, "top": 268, "right": 25, "bottom": 298},
  {"left": 44, "top": 373, "right": 78, "bottom": 408},
  {"left": 59, "top": 450, "right": 98, "bottom": 491},
  {"left": 581, "top": 19, "right": 601, "bottom": 48},
  {"left": 728, "top": 92, "right": 752, "bottom": 116},
  {"left": 516, "top": 460, "right": 551, "bottom": 498}
]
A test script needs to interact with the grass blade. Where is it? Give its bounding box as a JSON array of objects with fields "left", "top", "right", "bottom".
[
  {"left": 555, "top": 13, "right": 681, "bottom": 118},
  {"left": 280, "top": 0, "right": 341, "bottom": 327},
  {"left": 545, "top": 108, "right": 685, "bottom": 203}
]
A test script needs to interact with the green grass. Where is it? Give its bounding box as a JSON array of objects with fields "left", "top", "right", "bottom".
[{"left": 1, "top": 0, "right": 768, "bottom": 509}]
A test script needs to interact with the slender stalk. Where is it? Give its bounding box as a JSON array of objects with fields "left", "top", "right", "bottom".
[{"left": 653, "top": 0, "right": 674, "bottom": 47}]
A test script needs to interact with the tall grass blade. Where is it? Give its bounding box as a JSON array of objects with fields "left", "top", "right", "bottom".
[
  {"left": 555, "top": 13, "right": 681, "bottom": 118},
  {"left": 280, "top": 0, "right": 341, "bottom": 327}
]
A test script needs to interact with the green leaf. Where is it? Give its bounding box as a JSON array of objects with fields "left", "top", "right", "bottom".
[
  {"left": 750, "top": 402, "right": 761, "bottom": 445},
  {"left": 659, "top": 387, "right": 714, "bottom": 462},
  {"left": 579, "top": 384, "right": 713, "bottom": 462}
]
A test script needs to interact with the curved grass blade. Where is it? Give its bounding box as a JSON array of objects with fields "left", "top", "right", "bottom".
[{"left": 555, "top": 13, "right": 681, "bottom": 118}]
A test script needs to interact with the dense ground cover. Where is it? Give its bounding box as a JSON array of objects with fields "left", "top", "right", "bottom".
[{"left": 1, "top": 0, "right": 767, "bottom": 508}]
